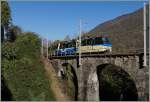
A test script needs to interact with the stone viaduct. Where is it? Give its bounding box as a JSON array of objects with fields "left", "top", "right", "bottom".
[{"left": 49, "top": 53, "right": 149, "bottom": 101}]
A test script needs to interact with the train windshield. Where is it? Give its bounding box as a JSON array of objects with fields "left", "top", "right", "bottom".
[
  {"left": 68, "top": 41, "right": 76, "bottom": 48},
  {"left": 94, "top": 37, "right": 103, "bottom": 44},
  {"left": 60, "top": 40, "right": 76, "bottom": 49},
  {"left": 94, "top": 37, "right": 110, "bottom": 44},
  {"left": 102, "top": 38, "right": 110, "bottom": 44}
]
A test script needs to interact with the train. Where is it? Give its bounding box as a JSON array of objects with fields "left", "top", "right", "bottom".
[{"left": 55, "top": 36, "right": 112, "bottom": 56}]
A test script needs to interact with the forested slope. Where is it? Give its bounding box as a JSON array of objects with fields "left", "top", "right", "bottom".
[{"left": 87, "top": 5, "right": 149, "bottom": 52}]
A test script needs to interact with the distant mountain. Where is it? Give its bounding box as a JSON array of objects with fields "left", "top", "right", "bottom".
[{"left": 86, "top": 5, "right": 149, "bottom": 53}]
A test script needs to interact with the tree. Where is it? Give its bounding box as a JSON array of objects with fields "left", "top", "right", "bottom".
[
  {"left": 1, "top": 1, "right": 12, "bottom": 42},
  {"left": 50, "top": 40, "right": 61, "bottom": 51},
  {"left": 7, "top": 25, "right": 22, "bottom": 42}
]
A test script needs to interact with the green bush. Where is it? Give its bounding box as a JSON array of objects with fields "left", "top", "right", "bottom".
[
  {"left": 2, "top": 32, "right": 55, "bottom": 101},
  {"left": 66, "top": 65, "right": 75, "bottom": 99}
]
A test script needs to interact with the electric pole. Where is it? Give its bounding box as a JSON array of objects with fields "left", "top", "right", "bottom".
[
  {"left": 41, "top": 38, "right": 43, "bottom": 56},
  {"left": 79, "top": 19, "right": 82, "bottom": 66},
  {"left": 143, "top": 3, "right": 147, "bottom": 67},
  {"left": 47, "top": 36, "right": 49, "bottom": 59}
]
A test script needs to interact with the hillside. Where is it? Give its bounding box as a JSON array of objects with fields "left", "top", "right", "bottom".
[{"left": 87, "top": 5, "right": 149, "bottom": 53}]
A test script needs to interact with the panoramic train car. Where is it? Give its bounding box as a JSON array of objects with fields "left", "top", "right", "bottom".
[
  {"left": 55, "top": 36, "right": 112, "bottom": 56},
  {"left": 55, "top": 40, "right": 77, "bottom": 56},
  {"left": 76, "top": 36, "right": 112, "bottom": 54}
]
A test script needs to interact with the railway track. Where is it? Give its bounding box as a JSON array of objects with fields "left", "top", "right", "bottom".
[{"left": 49, "top": 52, "right": 149, "bottom": 59}]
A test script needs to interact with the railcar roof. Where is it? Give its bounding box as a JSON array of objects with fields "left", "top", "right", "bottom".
[
  {"left": 60, "top": 40, "right": 76, "bottom": 44},
  {"left": 82, "top": 36, "right": 110, "bottom": 40}
]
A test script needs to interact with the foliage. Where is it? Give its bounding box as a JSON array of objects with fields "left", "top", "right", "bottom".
[
  {"left": 49, "top": 40, "right": 61, "bottom": 52},
  {"left": 29, "top": 91, "right": 46, "bottom": 101},
  {"left": 101, "top": 71, "right": 122, "bottom": 94},
  {"left": 7, "top": 25, "right": 22, "bottom": 42},
  {"left": 2, "top": 33, "right": 55, "bottom": 101},
  {"left": 66, "top": 65, "right": 75, "bottom": 99},
  {"left": 99, "top": 65, "right": 138, "bottom": 101},
  {"left": 1, "top": 75, "right": 13, "bottom": 101},
  {"left": 1, "top": 1, "right": 12, "bottom": 42},
  {"left": 1, "top": 1, "right": 12, "bottom": 27}
]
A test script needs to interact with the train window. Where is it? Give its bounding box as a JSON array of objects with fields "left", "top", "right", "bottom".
[
  {"left": 68, "top": 42, "right": 72, "bottom": 48},
  {"left": 87, "top": 38, "right": 92, "bottom": 45},
  {"left": 64, "top": 43, "right": 68, "bottom": 48},
  {"left": 71, "top": 40, "right": 76, "bottom": 47},
  {"left": 102, "top": 38, "right": 110, "bottom": 44},
  {"left": 94, "top": 37, "right": 103, "bottom": 44},
  {"left": 67, "top": 41, "right": 76, "bottom": 48},
  {"left": 82, "top": 39, "right": 86, "bottom": 46}
]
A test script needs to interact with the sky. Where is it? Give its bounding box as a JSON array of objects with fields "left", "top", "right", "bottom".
[{"left": 9, "top": 1, "right": 148, "bottom": 41}]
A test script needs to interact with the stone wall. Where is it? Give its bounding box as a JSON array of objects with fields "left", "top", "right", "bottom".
[{"left": 50, "top": 54, "right": 149, "bottom": 101}]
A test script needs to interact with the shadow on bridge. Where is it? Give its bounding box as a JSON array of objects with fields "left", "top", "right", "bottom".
[
  {"left": 97, "top": 64, "right": 138, "bottom": 101},
  {"left": 62, "top": 63, "right": 78, "bottom": 101}
]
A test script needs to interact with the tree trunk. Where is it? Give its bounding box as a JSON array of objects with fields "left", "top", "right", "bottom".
[{"left": 1, "top": 26, "right": 4, "bottom": 42}]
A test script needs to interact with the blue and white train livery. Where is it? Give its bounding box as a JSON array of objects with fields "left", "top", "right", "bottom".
[{"left": 55, "top": 36, "right": 112, "bottom": 56}]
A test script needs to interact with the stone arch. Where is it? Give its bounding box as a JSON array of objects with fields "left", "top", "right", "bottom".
[
  {"left": 62, "top": 63, "right": 78, "bottom": 100},
  {"left": 97, "top": 64, "right": 138, "bottom": 101},
  {"left": 87, "top": 63, "right": 138, "bottom": 101}
]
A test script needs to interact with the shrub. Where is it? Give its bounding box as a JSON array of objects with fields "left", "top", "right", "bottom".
[{"left": 2, "top": 33, "right": 55, "bottom": 101}]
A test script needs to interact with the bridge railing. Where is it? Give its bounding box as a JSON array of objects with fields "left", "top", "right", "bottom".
[{"left": 49, "top": 49, "right": 149, "bottom": 58}]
